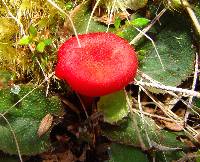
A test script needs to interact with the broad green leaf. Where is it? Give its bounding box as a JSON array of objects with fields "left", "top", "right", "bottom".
[
  {"left": 139, "top": 14, "right": 195, "bottom": 86},
  {"left": 70, "top": 1, "right": 107, "bottom": 34},
  {"left": 103, "top": 114, "right": 186, "bottom": 148},
  {"left": 104, "top": 115, "right": 189, "bottom": 161},
  {"left": 116, "top": 15, "right": 150, "bottom": 42},
  {"left": 155, "top": 150, "right": 184, "bottom": 162},
  {"left": 19, "top": 35, "right": 32, "bottom": 45},
  {"left": 109, "top": 143, "right": 148, "bottom": 162},
  {"left": 97, "top": 90, "right": 129, "bottom": 124},
  {"left": 36, "top": 42, "right": 46, "bottom": 53},
  {"left": 116, "top": 24, "right": 139, "bottom": 42},
  {"left": 0, "top": 118, "right": 49, "bottom": 155},
  {"left": 0, "top": 84, "right": 62, "bottom": 155},
  {"left": 116, "top": 16, "right": 150, "bottom": 43}
]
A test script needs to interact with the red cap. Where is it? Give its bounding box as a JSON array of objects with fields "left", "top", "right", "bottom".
[{"left": 55, "top": 32, "right": 138, "bottom": 96}]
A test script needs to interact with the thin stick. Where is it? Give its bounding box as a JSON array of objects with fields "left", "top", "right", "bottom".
[
  {"left": 61, "top": 98, "right": 80, "bottom": 115},
  {"left": 139, "top": 85, "right": 198, "bottom": 138},
  {"left": 125, "top": 90, "right": 168, "bottom": 155},
  {"left": 136, "top": 80, "right": 200, "bottom": 98},
  {"left": 138, "top": 70, "right": 200, "bottom": 114},
  {"left": 185, "top": 52, "right": 199, "bottom": 126},
  {"left": 86, "top": 0, "right": 101, "bottom": 33},
  {"left": 35, "top": 58, "right": 47, "bottom": 79},
  {"left": 124, "top": 90, "right": 146, "bottom": 150},
  {"left": 186, "top": 6, "right": 200, "bottom": 36},
  {"left": 116, "top": 1, "right": 129, "bottom": 17},
  {"left": 129, "top": 8, "right": 166, "bottom": 45},
  {"left": 1, "top": 0, "right": 25, "bottom": 36},
  {"left": 0, "top": 113, "right": 23, "bottom": 162},
  {"left": 137, "top": 71, "right": 199, "bottom": 137},
  {"left": 2, "top": 72, "right": 55, "bottom": 116},
  {"left": 132, "top": 27, "right": 165, "bottom": 70},
  {"left": 47, "top": 0, "right": 81, "bottom": 47},
  {"left": 132, "top": 108, "right": 181, "bottom": 122},
  {"left": 138, "top": 87, "right": 152, "bottom": 147},
  {"left": 189, "top": 53, "right": 199, "bottom": 104},
  {"left": 106, "top": 0, "right": 117, "bottom": 33},
  {"left": 35, "top": 57, "right": 50, "bottom": 97},
  {"left": 76, "top": 93, "right": 89, "bottom": 118}
]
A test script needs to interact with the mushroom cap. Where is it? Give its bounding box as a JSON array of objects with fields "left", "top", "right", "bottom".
[{"left": 55, "top": 32, "right": 138, "bottom": 97}]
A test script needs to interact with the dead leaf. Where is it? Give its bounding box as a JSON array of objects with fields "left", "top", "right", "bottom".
[
  {"left": 37, "top": 113, "right": 53, "bottom": 137},
  {"left": 93, "top": 12, "right": 129, "bottom": 25},
  {"left": 161, "top": 120, "right": 184, "bottom": 131}
]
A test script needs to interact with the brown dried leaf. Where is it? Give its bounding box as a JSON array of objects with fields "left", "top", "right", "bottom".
[
  {"left": 161, "top": 120, "right": 184, "bottom": 131},
  {"left": 93, "top": 12, "right": 129, "bottom": 25},
  {"left": 37, "top": 114, "right": 53, "bottom": 137}
]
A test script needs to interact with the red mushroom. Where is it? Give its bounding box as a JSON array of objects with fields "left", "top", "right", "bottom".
[{"left": 55, "top": 32, "right": 138, "bottom": 97}]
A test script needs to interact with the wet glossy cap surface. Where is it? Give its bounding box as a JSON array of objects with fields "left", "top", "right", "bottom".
[{"left": 55, "top": 32, "right": 138, "bottom": 96}]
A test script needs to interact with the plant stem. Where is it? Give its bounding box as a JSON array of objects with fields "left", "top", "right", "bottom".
[{"left": 186, "top": 6, "right": 200, "bottom": 37}]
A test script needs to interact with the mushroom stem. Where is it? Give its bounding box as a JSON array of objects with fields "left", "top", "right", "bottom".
[{"left": 79, "top": 94, "right": 95, "bottom": 109}]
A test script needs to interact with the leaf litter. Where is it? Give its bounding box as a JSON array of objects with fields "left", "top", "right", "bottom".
[{"left": 0, "top": 0, "right": 200, "bottom": 162}]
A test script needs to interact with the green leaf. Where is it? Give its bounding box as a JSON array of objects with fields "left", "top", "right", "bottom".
[
  {"left": 116, "top": 24, "right": 139, "bottom": 42},
  {"left": 36, "top": 39, "right": 52, "bottom": 53},
  {"left": 103, "top": 114, "right": 186, "bottom": 148},
  {"left": 36, "top": 41, "right": 46, "bottom": 53},
  {"left": 29, "top": 25, "right": 37, "bottom": 36},
  {"left": 155, "top": 150, "right": 184, "bottom": 162},
  {"left": 65, "top": 1, "right": 73, "bottom": 11},
  {"left": 109, "top": 143, "right": 148, "bottom": 162},
  {"left": 97, "top": 90, "right": 129, "bottom": 123},
  {"left": 0, "top": 154, "right": 19, "bottom": 162},
  {"left": 139, "top": 14, "right": 195, "bottom": 86},
  {"left": 114, "top": 17, "right": 121, "bottom": 30},
  {"left": 0, "top": 84, "right": 62, "bottom": 155},
  {"left": 0, "top": 118, "right": 49, "bottom": 155},
  {"left": 43, "top": 39, "right": 52, "bottom": 46},
  {"left": 130, "top": 18, "right": 150, "bottom": 28},
  {"left": 104, "top": 115, "right": 190, "bottom": 160},
  {"left": 194, "top": 97, "right": 200, "bottom": 109},
  {"left": 19, "top": 35, "right": 32, "bottom": 45},
  {"left": 116, "top": 15, "right": 150, "bottom": 42}
]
